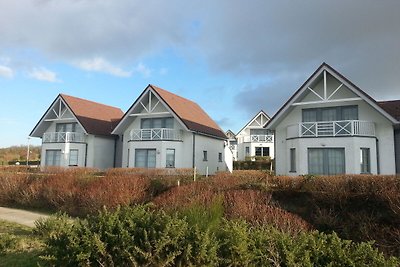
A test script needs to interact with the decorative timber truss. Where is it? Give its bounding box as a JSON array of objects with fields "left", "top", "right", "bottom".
[
  {"left": 129, "top": 90, "right": 170, "bottom": 117},
  {"left": 44, "top": 98, "right": 75, "bottom": 121},
  {"left": 292, "top": 70, "right": 362, "bottom": 106}
]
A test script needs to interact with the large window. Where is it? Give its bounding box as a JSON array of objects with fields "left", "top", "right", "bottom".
[
  {"left": 45, "top": 150, "right": 61, "bottom": 166},
  {"left": 360, "top": 148, "right": 370, "bottom": 174},
  {"left": 255, "top": 147, "right": 269, "bottom": 157},
  {"left": 166, "top": 149, "right": 175, "bottom": 168},
  {"left": 69, "top": 149, "right": 78, "bottom": 166},
  {"left": 141, "top": 117, "right": 174, "bottom": 129},
  {"left": 308, "top": 148, "right": 345, "bottom": 175},
  {"left": 302, "top": 106, "right": 358, "bottom": 122},
  {"left": 135, "top": 149, "right": 156, "bottom": 168},
  {"left": 290, "top": 148, "right": 296, "bottom": 172},
  {"left": 250, "top": 129, "right": 273, "bottom": 135},
  {"left": 56, "top": 123, "right": 76, "bottom": 132}
]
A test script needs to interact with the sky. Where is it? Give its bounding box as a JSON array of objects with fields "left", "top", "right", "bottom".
[{"left": 1, "top": 0, "right": 400, "bottom": 148}]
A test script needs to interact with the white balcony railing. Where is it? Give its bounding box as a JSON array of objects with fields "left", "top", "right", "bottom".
[
  {"left": 43, "top": 132, "right": 86, "bottom": 143},
  {"left": 287, "top": 120, "right": 375, "bottom": 138},
  {"left": 240, "top": 135, "right": 274, "bottom": 143},
  {"left": 130, "top": 128, "right": 183, "bottom": 141}
]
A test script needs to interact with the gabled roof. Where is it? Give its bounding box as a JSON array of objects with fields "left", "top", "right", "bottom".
[
  {"left": 113, "top": 84, "right": 227, "bottom": 139},
  {"left": 237, "top": 110, "right": 270, "bottom": 136},
  {"left": 265, "top": 62, "right": 400, "bottom": 129},
  {"left": 378, "top": 100, "right": 400, "bottom": 121},
  {"left": 225, "top": 130, "right": 236, "bottom": 140},
  {"left": 30, "top": 94, "right": 124, "bottom": 137}
]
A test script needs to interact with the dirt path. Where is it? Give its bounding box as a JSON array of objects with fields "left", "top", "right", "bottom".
[{"left": 0, "top": 207, "right": 50, "bottom": 227}]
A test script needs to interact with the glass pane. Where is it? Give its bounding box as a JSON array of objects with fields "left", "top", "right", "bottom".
[
  {"left": 135, "top": 149, "right": 147, "bottom": 167},
  {"left": 152, "top": 118, "right": 163, "bottom": 128},
  {"left": 69, "top": 150, "right": 78, "bottom": 166},
  {"left": 308, "top": 149, "right": 324, "bottom": 175},
  {"left": 147, "top": 150, "right": 156, "bottom": 168},
  {"left": 165, "top": 118, "right": 174, "bottom": 129},
  {"left": 262, "top": 147, "right": 270, "bottom": 156},
  {"left": 250, "top": 129, "right": 269, "bottom": 135},
  {"left": 327, "top": 149, "right": 345, "bottom": 175},
  {"left": 166, "top": 149, "right": 175, "bottom": 168},
  {"left": 255, "top": 147, "right": 262, "bottom": 156},
  {"left": 303, "top": 109, "right": 317, "bottom": 122},
  {"left": 141, "top": 119, "right": 151, "bottom": 129},
  {"left": 45, "top": 150, "right": 61, "bottom": 166},
  {"left": 321, "top": 108, "right": 336, "bottom": 121},
  {"left": 342, "top": 106, "right": 358, "bottom": 120},
  {"left": 290, "top": 148, "right": 296, "bottom": 172}
]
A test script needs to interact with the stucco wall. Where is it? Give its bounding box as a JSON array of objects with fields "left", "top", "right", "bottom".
[{"left": 194, "top": 134, "right": 226, "bottom": 175}]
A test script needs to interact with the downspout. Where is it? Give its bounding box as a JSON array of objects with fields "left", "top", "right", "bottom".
[
  {"left": 84, "top": 143, "right": 88, "bottom": 167},
  {"left": 375, "top": 138, "right": 380, "bottom": 175},
  {"left": 192, "top": 133, "right": 196, "bottom": 168},
  {"left": 113, "top": 136, "right": 118, "bottom": 168}
]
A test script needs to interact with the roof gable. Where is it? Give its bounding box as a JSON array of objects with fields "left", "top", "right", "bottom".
[
  {"left": 237, "top": 110, "right": 270, "bottom": 136},
  {"left": 30, "top": 94, "right": 124, "bottom": 137},
  {"left": 113, "top": 84, "right": 227, "bottom": 139},
  {"left": 265, "top": 63, "right": 399, "bottom": 129}
]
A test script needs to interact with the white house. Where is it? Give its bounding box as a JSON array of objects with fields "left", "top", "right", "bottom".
[
  {"left": 235, "top": 110, "right": 274, "bottom": 161},
  {"left": 265, "top": 63, "right": 400, "bottom": 175},
  {"left": 225, "top": 130, "right": 238, "bottom": 161},
  {"left": 112, "top": 84, "right": 231, "bottom": 174},
  {"left": 30, "top": 94, "right": 124, "bottom": 169}
]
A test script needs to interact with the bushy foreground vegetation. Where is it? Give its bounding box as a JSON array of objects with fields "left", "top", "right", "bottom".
[
  {"left": 0, "top": 167, "right": 400, "bottom": 261},
  {"left": 34, "top": 205, "right": 398, "bottom": 267}
]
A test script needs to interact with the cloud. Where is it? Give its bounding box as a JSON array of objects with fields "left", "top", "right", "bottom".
[
  {"left": 76, "top": 57, "right": 131, "bottom": 77},
  {"left": 0, "top": 65, "right": 14, "bottom": 78},
  {"left": 133, "top": 63, "right": 151, "bottom": 78},
  {"left": 28, "top": 67, "right": 60, "bottom": 82}
]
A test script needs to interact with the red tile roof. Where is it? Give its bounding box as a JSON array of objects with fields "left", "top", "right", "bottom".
[
  {"left": 150, "top": 85, "right": 227, "bottom": 139},
  {"left": 377, "top": 100, "right": 400, "bottom": 122},
  {"left": 61, "top": 94, "right": 124, "bottom": 136}
]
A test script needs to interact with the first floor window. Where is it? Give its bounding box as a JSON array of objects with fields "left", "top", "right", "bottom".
[
  {"left": 45, "top": 150, "right": 61, "bottom": 166},
  {"left": 135, "top": 149, "right": 156, "bottom": 168},
  {"left": 255, "top": 147, "right": 269, "bottom": 157},
  {"left": 203, "top": 151, "right": 208, "bottom": 161},
  {"left": 360, "top": 148, "right": 370, "bottom": 173},
  {"left": 218, "top": 152, "right": 223, "bottom": 162},
  {"left": 308, "top": 148, "right": 345, "bottom": 175},
  {"left": 290, "top": 148, "right": 296, "bottom": 172},
  {"left": 166, "top": 149, "right": 175, "bottom": 168},
  {"left": 69, "top": 149, "right": 78, "bottom": 166}
]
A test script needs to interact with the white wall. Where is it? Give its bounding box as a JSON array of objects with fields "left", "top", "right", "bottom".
[
  {"left": 194, "top": 134, "right": 226, "bottom": 175},
  {"left": 86, "top": 135, "right": 116, "bottom": 169}
]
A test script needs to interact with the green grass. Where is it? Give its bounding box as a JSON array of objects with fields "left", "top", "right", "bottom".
[{"left": 0, "top": 220, "right": 44, "bottom": 267}]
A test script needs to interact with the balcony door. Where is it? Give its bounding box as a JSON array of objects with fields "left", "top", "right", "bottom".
[
  {"left": 45, "top": 149, "right": 61, "bottom": 166},
  {"left": 135, "top": 149, "right": 156, "bottom": 168},
  {"left": 56, "top": 123, "right": 76, "bottom": 132},
  {"left": 308, "top": 148, "right": 345, "bottom": 175}
]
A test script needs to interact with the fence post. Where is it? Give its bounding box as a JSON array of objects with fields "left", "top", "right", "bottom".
[{"left": 193, "top": 166, "right": 197, "bottom": 181}]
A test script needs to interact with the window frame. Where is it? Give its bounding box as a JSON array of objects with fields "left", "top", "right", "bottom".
[
  {"left": 308, "top": 148, "right": 345, "bottom": 175},
  {"left": 360, "top": 147, "right": 371, "bottom": 174},
  {"left": 203, "top": 150, "right": 208, "bottom": 161},
  {"left": 290, "top": 148, "right": 296, "bottom": 172},
  {"left": 69, "top": 149, "right": 79, "bottom": 166},
  {"left": 166, "top": 148, "right": 175, "bottom": 168}
]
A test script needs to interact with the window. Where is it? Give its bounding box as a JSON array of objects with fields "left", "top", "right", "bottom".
[
  {"left": 56, "top": 123, "right": 76, "bottom": 132},
  {"left": 141, "top": 117, "right": 174, "bottom": 129},
  {"left": 360, "top": 148, "right": 370, "bottom": 173},
  {"left": 255, "top": 147, "right": 269, "bottom": 157},
  {"left": 250, "top": 129, "right": 273, "bottom": 135},
  {"left": 166, "top": 149, "right": 175, "bottom": 168},
  {"left": 302, "top": 106, "right": 358, "bottom": 122},
  {"left": 290, "top": 148, "right": 296, "bottom": 172},
  {"left": 308, "top": 148, "right": 345, "bottom": 175},
  {"left": 69, "top": 149, "right": 78, "bottom": 166},
  {"left": 45, "top": 150, "right": 61, "bottom": 166},
  {"left": 218, "top": 152, "right": 223, "bottom": 162},
  {"left": 245, "top": 147, "right": 250, "bottom": 156},
  {"left": 135, "top": 149, "right": 156, "bottom": 168},
  {"left": 203, "top": 151, "right": 208, "bottom": 161}
]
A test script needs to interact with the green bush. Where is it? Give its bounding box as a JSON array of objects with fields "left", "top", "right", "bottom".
[{"left": 36, "top": 205, "right": 399, "bottom": 267}]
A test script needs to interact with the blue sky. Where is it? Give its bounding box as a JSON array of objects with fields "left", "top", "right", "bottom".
[{"left": 1, "top": 1, "right": 400, "bottom": 148}]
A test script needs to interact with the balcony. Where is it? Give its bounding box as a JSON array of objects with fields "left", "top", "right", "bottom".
[
  {"left": 130, "top": 128, "right": 183, "bottom": 141},
  {"left": 240, "top": 135, "right": 274, "bottom": 143},
  {"left": 43, "top": 132, "right": 86, "bottom": 143},
  {"left": 287, "top": 120, "right": 375, "bottom": 138}
]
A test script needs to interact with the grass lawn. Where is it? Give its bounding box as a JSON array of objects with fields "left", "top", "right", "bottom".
[{"left": 0, "top": 220, "right": 44, "bottom": 267}]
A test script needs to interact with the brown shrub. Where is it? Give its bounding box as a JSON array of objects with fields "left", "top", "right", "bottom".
[{"left": 223, "top": 189, "right": 311, "bottom": 234}]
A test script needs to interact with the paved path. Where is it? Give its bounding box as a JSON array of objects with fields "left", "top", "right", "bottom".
[{"left": 0, "top": 207, "right": 50, "bottom": 227}]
